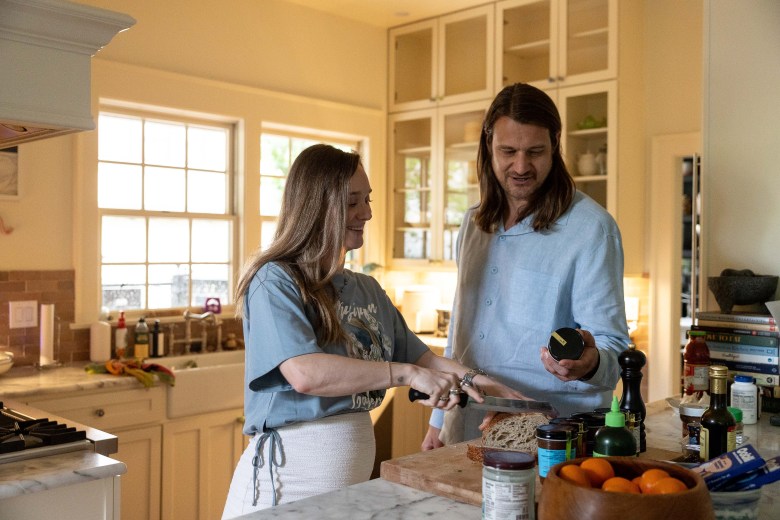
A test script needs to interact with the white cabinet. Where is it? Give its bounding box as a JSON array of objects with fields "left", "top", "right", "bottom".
[
  {"left": 162, "top": 408, "right": 246, "bottom": 520},
  {"left": 389, "top": 5, "right": 495, "bottom": 112},
  {"left": 388, "top": 101, "right": 487, "bottom": 265},
  {"left": 27, "top": 387, "right": 166, "bottom": 520},
  {"left": 496, "top": 0, "right": 617, "bottom": 91},
  {"left": 558, "top": 80, "right": 617, "bottom": 215}
]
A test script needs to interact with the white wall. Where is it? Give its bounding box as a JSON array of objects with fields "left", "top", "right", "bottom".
[{"left": 703, "top": 0, "right": 780, "bottom": 307}]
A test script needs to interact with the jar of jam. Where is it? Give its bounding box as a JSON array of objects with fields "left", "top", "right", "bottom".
[
  {"left": 548, "top": 418, "right": 586, "bottom": 460},
  {"left": 568, "top": 411, "right": 606, "bottom": 456},
  {"left": 683, "top": 330, "right": 710, "bottom": 399},
  {"left": 482, "top": 451, "right": 535, "bottom": 520},
  {"left": 536, "top": 424, "right": 578, "bottom": 480}
]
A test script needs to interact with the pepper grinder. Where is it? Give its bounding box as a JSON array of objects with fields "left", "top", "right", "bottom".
[{"left": 619, "top": 342, "right": 647, "bottom": 452}]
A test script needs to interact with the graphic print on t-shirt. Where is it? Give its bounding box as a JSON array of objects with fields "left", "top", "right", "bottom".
[{"left": 338, "top": 301, "right": 392, "bottom": 410}]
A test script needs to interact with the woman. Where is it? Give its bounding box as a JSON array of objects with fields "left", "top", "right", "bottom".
[{"left": 222, "top": 144, "right": 519, "bottom": 517}]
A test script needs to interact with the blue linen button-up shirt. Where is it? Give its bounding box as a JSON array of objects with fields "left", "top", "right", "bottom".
[{"left": 431, "top": 191, "right": 630, "bottom": 435}]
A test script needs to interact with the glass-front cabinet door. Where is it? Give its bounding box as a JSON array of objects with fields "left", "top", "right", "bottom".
[
  {"left": 389, "top": 102, "right": 487, "bottom": 266},
  {"left": 390, "top": 111, "right": 435, "bottom": 262},
  {"left": 389, "top": 5, "right": 494, "bottom": 112},
  {"left": 496, "top": 0, "right": 616, "bottom": 91}
]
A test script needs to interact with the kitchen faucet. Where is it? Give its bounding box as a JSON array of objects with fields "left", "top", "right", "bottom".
[{"left": 169, "top": 310, "right": 222, "bottom": 355}]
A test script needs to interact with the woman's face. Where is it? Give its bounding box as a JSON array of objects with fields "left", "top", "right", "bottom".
[{"left": 344, "top": 164, "right": 372, "bottom": 252}]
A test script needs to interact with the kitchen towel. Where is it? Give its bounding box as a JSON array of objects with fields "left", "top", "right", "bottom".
[
  {"left": 39, "top": 303, "right": 55, "bottom": 365},
  {"left": 90, "top": 321, "right": 112, "bottom": 362}
]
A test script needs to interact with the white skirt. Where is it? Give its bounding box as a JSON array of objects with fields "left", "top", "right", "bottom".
[{"left": 222, "top": 412, "right": 375, "bottom": 519}]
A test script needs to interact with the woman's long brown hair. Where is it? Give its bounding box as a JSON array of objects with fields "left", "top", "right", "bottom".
[{"left": 234, "top": 144, "right": 361, "bottom": 345}]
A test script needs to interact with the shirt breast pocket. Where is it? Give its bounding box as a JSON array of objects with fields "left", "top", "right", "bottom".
[{"left": 505, "top": 269, "right": 560, "bottom": 334}]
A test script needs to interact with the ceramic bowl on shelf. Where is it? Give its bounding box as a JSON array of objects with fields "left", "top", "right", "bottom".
[
  {"left": 538, "top": 457, "right": 714, "bottom": 520},
  {"left": 0, "top": 351, "right": 14, "bottom": 375}
]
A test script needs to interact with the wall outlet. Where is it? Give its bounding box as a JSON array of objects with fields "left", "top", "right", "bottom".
[{"left": 9, "top": 300, "right": 38, "bottom": 329}]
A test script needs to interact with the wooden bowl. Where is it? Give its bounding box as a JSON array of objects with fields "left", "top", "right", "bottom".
[{"left": 538, "top": 457, "right": 714, "bottom": 520}]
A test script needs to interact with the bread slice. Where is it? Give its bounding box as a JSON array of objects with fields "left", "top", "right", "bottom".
[{"left": 466, "top": 412, "right": 549, "bottom": 462}]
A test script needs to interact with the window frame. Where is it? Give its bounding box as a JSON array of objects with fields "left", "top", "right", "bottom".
[{"left": 96, "top": 106, "right": 239, "bottom": 317}]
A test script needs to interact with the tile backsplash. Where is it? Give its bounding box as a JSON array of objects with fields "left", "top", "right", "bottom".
[{"left": 0, "top": 270, "right": 244, "bottom": 367}]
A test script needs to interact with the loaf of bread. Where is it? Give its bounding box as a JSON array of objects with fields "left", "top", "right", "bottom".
[{"left": 466, "top": 412, "right": 549, "bottom": 463}]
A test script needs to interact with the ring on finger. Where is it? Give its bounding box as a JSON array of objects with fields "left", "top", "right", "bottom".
[
  {"left": 448, "top": 388, "right": 460, "bottom": 396},
  {"left": 438, "top": 396, "right": 450, "bottom": 402}
]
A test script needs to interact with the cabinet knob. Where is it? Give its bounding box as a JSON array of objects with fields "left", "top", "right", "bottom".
[
  {"left": 95, "top": 408, "right": 106, "bottom": 417},
  {"left": 557, "top": 76, "right": 565, "bottom": 81},
  {"left": 548, "top": 77, "right": 556, "bottom": 83},
  {"left": 236, "top": 415, "right": 245, "bottom": 424}
]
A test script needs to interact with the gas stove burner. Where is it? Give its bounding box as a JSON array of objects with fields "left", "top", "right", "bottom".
[{"left": 0, "top": 404, "right": 87, "bottom": 455}]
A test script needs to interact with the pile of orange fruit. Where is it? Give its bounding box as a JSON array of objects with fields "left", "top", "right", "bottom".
[{"left": 558, "top": 458, "right": 688, "bottom": 494}]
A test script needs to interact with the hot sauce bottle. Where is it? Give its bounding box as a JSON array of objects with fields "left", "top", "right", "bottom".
[{"left": 682, "top": 330, "right": 710, "bottom": 400}]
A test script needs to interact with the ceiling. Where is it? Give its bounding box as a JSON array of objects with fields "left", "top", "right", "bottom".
[{"left": 281, "top": 0, "right": 491, "bottom": 28}]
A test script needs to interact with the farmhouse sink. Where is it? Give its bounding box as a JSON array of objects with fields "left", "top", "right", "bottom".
[{"left": 153, "top": 350, "right": 245, "bottom": 418}]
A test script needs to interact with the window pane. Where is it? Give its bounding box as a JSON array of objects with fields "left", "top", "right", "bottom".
[
  {"left": 102, "top": 264, "right": 146, "bottom": 310},
  {"left": 99, "top": 114, "right": 141, "bottom": 163},
  {"left": 102, "top": 216, "right": 146, "bottom": 262},
  {"left": 188, "top": 170, "right": 226, "bottom": 214},
  {"left": 259, "top": 176, "right": 285, "bottom": 216},
  {"left": 144, "top": 166, "right": 185, "bottom": 211},
  {"left": 99, "top": 163, "right": 142, "bottom": 209},
  {"left": 148, "top": 264, "right": 189, "bottom": 309},
  {"left": 192, "top": 220, "right": 229, "bottom": 262},
  {"left": 191, "top": 264, "right": 229, "bottom": 306},
  {"left": 260, "top": 134, "right": 290, "bottom": 176},
  {"left": 148, "top": 217, "right": 189, "bottom": 262},
  {"left": 260, "top": 221, "right": 277, "bottom": 251},
  {"left": 290, "top": 138, "right": 319, "bottom": 158},
  {"left": 402, "top": 229, "right": 430, "bottom": 259},
  {"left": 145, "top": 120, "right": 185, "bottom": 167},
  {"left": 188, "top": 126, "right": 227, "bottom": 171}
]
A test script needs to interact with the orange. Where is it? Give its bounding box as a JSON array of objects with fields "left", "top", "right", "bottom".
[
  {"left": 638, "top": 468, "right": 671, "bottom": 493},
  {"left": 580, "top": 457, "right": 615, "bottom": 487},
  {"left": 559, "top": 464, "right": 592, "bottom": 487},
  {"left": 631, "top": 476, "right": 643, "bottom": 488},
  {"left": 601, "top": 476, "right": 641, "bottom": 494},
  {"left": 644, "top": 477, "right": 688, "bottom": 495}
]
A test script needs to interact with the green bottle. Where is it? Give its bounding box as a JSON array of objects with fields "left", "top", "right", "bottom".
[{"left": 593, "top": 396, "right": 637, "bottom": 457}]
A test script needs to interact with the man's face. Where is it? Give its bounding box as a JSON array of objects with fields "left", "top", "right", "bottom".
[{"left": 490, "top": 116, "right": 556, "bottom": 214}]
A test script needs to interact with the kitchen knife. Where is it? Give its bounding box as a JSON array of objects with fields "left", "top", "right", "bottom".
[{"left": 408, "top": 388, "right": 557, "bottom": 415}]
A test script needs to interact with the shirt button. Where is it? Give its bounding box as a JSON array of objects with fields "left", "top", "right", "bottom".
[
  {"left": 486, "top": 299, "right": 492, "bottom": 306},
  {"left": 479, "top": 332, "right": 485, "bottom": 339},
  {"left": 499, "top": 236, "right": 506, "bottom": 241},
  {"left": 491, "top": 267, "right": 498, "bottom": 274}
]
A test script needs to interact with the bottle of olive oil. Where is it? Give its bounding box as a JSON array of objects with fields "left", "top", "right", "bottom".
[{"left": 699, "top": 365, "right": 736, "bottom": 461}]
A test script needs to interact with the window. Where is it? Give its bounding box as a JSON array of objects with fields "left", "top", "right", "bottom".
[
  {"left": 98, "top": 111, "right": 235, "bottom": 312},
  {"left": 259, "top": 130, "right": 362, "bottom": 268}
]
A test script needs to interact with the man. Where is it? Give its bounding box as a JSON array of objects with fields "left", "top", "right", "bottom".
[{"left": 423, "top": 83, "right": 630, "bottom": 448}]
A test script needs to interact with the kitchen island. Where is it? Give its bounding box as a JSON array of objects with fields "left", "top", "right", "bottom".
[{"left": 233, "top": 399, "right": 780, "bottom": 519}]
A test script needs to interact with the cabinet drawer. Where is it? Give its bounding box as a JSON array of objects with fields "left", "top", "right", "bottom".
[{"left": 27, "top": 386, "right": 166, "bottom": 431}]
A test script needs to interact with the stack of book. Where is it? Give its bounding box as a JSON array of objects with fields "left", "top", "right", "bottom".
[{"left": 692, "top": 311, "right": 779, "bottom": 387}]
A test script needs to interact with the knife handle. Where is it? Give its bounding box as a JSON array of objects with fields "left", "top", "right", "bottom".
[{"left": 408, "top": 388, "right": 468, "bottom": 408}]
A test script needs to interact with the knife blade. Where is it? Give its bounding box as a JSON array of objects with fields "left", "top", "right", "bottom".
[{"left": 408, "top": 388, "right": 556, "bottom": 415}]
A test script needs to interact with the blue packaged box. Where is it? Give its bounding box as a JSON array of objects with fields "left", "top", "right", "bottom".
[
  {"left": 721, "top": 455, "right": 780, "bottom": 491},
  {"left": 690, "top": 444, "right": 766, "bottom": 491}
]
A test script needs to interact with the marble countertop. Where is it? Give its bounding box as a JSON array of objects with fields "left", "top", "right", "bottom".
[
  {"left": 0, "top": 451, "right": 126, "bottom": 500},
  {"left": 234, "top": 399, "right": 780, "bottom": 519},
  {"left": 0, "top": 364, "right": 142, "bottom": 399}
]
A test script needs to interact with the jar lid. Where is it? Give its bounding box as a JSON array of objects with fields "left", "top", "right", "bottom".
[
  {"left": 548, "top": 327, "right": 584, "bottom": 361},
  {"left": 483, "top": 450, "right": 535, "bottom": 470},
  {"left": 548, "top": 418, "right": 586, "bottom": 433},
  {"left": 569, "top": 411, "right": 606, "bottom": 427},
  {"left": 734, "top": 375, "right": 754, "bottom": 383},
  {"left": 679, "top": 403, "right": 707, "bottom": 417},
  {"left": 536, "top": 423, "right": 578, "bottom": 440},
  {"left": 728, "top": 406, "right": 743, "bottom": 422}
]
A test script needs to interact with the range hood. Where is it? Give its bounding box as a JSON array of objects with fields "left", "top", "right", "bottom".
[{"left": 0, "top": 0, "right": 135, "bottom": 149}]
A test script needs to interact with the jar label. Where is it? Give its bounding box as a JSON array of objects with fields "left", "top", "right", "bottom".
[
  {"left": 537, "top": 446, "right": 575, "bottom": 478},
  {"left": 482, "top": 480, "right": 532, "bottom": 520},
  {"left": 684, "top": 363, "right": 709, "bottom": 392}
]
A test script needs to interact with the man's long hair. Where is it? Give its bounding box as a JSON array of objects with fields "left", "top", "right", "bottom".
[
  {"left": 475, "top": 83, "right": 575, "bottom": 233},
  {"left": 234, "top": 144, "right": 361, "bottom": 345}
]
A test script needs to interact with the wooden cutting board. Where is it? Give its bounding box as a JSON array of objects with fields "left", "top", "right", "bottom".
[
  {"left": 380, "top": 441, "right": 483, "bottom": 506},
  {"left": 380, "top": 441, "right": 681, "bottom": 507}
]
